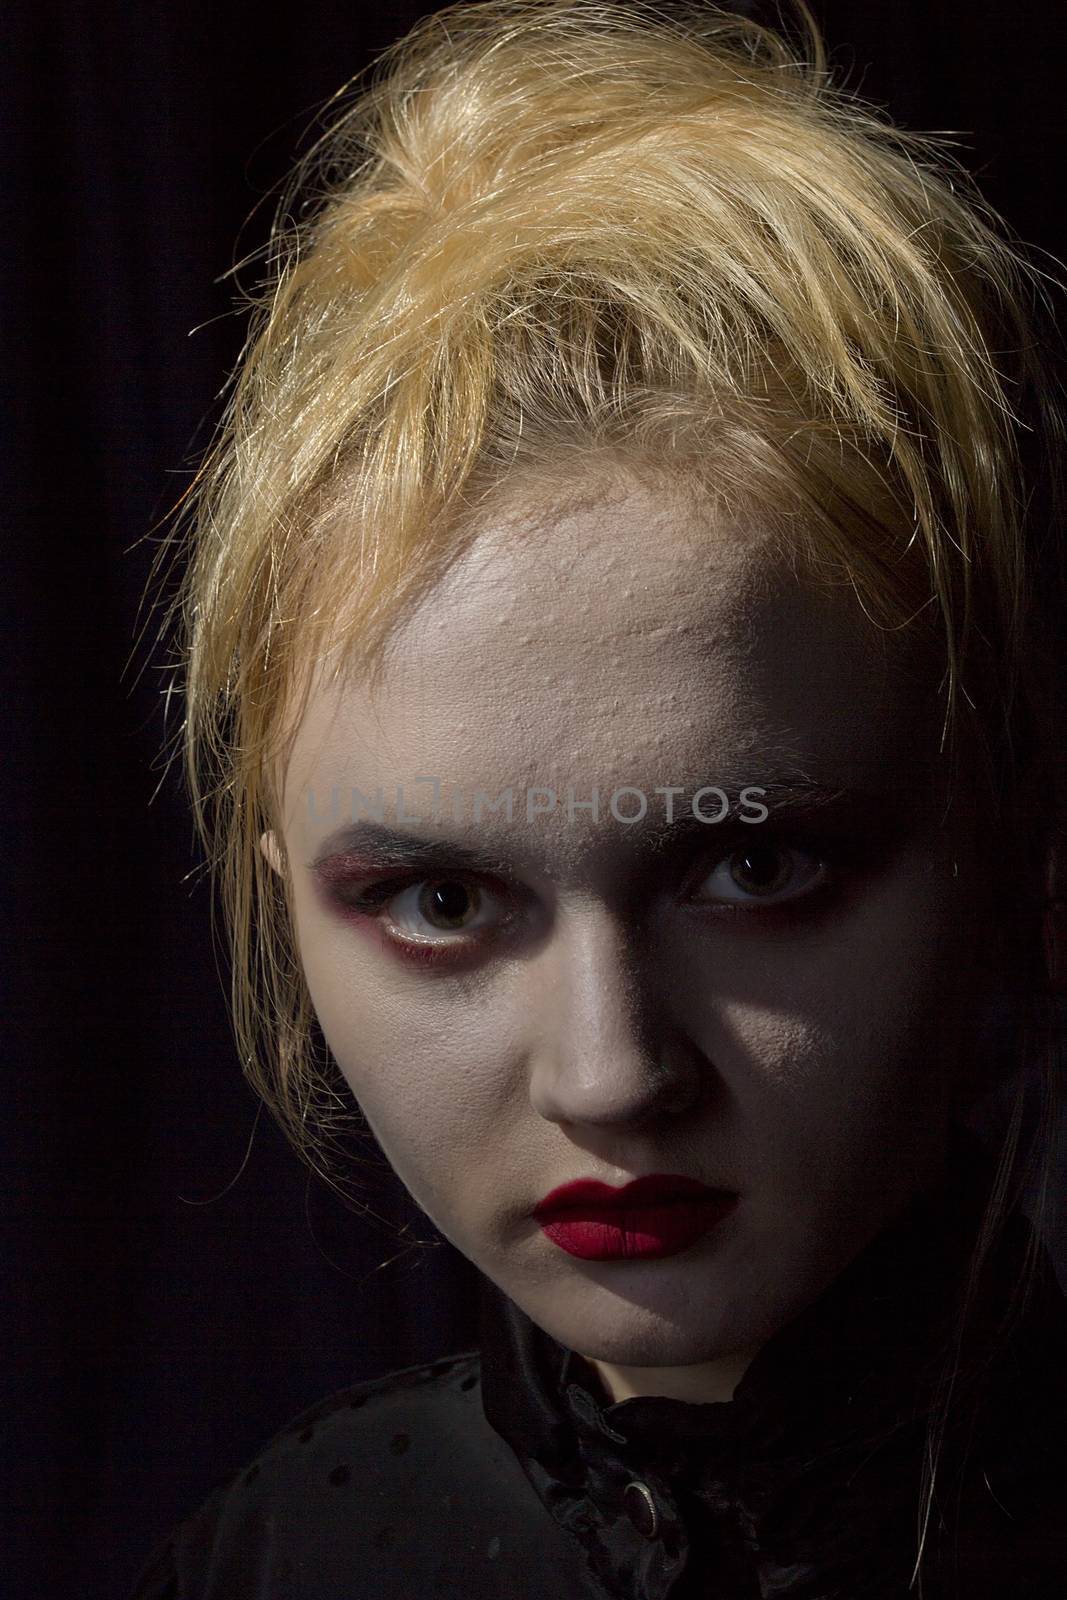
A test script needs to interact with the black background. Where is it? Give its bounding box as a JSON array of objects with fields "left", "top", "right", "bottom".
[{"left": 6, "top": 3, "right": 1067, "bottom": 1595}]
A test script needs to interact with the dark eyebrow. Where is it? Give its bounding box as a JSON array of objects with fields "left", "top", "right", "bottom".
[
  {"left": 311, "top": 822, "right": 516, "bottom": 878},
  {"left": 307, "top": 779, "right": 900, "bottom": 879}
]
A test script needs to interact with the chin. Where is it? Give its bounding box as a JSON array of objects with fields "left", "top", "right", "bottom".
[{"left": 525, "top": 1266, "right": 775, "bottom": 1370}]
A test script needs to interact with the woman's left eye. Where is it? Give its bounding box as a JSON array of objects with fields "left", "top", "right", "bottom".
[{"left": 688, "top": 841, "right": 827, "bottom": 907}]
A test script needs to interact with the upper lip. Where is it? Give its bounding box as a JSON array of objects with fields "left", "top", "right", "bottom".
[{"left": 533, "top": 1172, "right": 733, "bottom": 1217}]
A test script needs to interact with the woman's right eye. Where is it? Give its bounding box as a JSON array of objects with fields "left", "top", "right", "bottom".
[
  {"left": 376, "top": 877, "right": 497, "bottom": 938},
  {"left": 329, "top": 872, "right": 514, "bottom": 966}
]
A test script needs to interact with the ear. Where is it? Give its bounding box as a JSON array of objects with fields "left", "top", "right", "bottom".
[
  {"left": 260, "top": 829, "right": 286, "bottom": 876},
  {"left": 1043, "top": 839, "right": 1067, "bottom": 993}
]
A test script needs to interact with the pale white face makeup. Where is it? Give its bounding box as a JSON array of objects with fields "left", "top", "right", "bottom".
[{"left": 263, "top": 475, "right": 990, "bottom": 1405}]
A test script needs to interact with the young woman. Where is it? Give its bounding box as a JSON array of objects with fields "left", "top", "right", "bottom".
[{"left": 133, "top": 2, "right": 1067, "bottom": 1595}]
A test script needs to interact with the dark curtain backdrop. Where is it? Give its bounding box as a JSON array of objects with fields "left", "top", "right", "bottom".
[{"left": 6, "top": 3, "right": 1067, "bottom": 1596}]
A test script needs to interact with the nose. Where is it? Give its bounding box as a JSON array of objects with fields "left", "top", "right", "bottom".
[{"left": 526, "top": 900, "right": 704, "bottom": 1130}]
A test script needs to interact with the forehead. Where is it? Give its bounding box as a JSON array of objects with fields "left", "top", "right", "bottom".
[{"left": 282, "top": 480, "right": 933, "bottom": 839}]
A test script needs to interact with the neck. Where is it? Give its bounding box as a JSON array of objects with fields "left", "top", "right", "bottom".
[{"left": 583, "top": 1348, "right": 758, "bottom": 1405}]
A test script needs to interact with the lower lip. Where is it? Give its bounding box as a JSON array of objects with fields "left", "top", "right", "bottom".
[{"left": 536, "top": 1193, "right": 739, "bottom": 1261}]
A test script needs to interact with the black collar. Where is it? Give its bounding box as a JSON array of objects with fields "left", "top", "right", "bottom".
[{"left": 477, "top": 1129, "right": 1067, "bottom": 1598}]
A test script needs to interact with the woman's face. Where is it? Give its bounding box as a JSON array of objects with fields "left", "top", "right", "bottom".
[{"left": 266, "top": 476, "right": 990, "bottom": 1401}]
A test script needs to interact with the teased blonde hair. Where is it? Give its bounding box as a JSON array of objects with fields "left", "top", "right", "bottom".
[{"left": 152, "top": 2, "right": 1064, "bottom": 1589}]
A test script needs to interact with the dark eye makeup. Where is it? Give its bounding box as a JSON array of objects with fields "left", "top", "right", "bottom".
[{"left": 311, "top": 820, "right": 888, "bottom": 971}]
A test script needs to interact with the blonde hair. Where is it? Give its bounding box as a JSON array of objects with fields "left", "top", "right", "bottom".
[{"left": 153, "top": 2, "right": 1065, "bottom": 1589}]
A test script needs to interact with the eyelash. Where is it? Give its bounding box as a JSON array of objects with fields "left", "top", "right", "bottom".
[
  {"left": 330, "top": 876, "right": 503, "bottom": 969},
  {"left": 323, "top": 835, "right": 843, "bottom": 970}
]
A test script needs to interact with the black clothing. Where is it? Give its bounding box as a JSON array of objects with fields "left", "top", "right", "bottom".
[{"left": 131, "top": 1134, "right": 1067, "bottom": 1598}]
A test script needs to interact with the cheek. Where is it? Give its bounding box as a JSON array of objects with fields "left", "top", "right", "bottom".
[
  {"left": 672, "top": 866, "right": 976, "bottom": 1176},
  {"left": 291, "top": 892, "right": 517, "bottom": 1201}
]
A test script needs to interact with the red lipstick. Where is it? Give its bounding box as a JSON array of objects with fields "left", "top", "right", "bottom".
[{"left": 532, "top": 1174, "right": 739, "bottom": 1261}]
